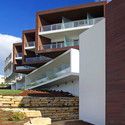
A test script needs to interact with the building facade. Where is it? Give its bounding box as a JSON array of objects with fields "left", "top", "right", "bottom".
[
  {"left": 106, "top": 0, "right": 125, "bottom": 124},
  {"left": 79, "top": 0, "right": 125, "bottom": 125},
  {"left": 4, "top": 52, "right": 25, "bottom": 89},
  {"left": 4, "top": 0, "right": 125, "bottom": 124},
  {"left": 11, "top": 1, "right": 106, "bottom": 95}
]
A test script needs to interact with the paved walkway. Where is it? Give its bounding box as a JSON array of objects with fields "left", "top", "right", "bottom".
[{"left": 51, "top": 120, "right": 94, "bottom": 125}]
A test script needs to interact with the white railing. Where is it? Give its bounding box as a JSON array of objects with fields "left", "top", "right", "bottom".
[
  {"left": 43, "top": 41, "right": 79, "bottom": 49},
  {"left": 4, "top": 53, "right": 12, "bottom": 67},
  {"left": 41, "top": 17, "right": 103, "bottom": 32},
  {"left": 26, "top": 64, "right": 70, "bottom": 89}
]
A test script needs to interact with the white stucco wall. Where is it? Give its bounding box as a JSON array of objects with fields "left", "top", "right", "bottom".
[
  {"left": 48, "top": 79, "right": 79, "bottom": 96},
  {"left": 70, "top": 49, "right": 79, "bottom": 73},
  {"left": 79, "top": 19, "right": 105, "bottom": 125}
]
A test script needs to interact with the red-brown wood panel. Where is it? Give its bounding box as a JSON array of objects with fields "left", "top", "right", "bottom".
[
  {"left": 36, "top": 2, "right": 106, "bottom": 53},
  {"left": 106, "top": 0, "right": 125, "bottom": 124}
]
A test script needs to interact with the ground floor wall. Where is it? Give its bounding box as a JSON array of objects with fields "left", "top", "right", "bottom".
[{"left": 48, "top": 79, "right": 79, "bottom": 96}]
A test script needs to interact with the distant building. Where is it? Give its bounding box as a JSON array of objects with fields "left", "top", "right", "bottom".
[{"left": 0, "top": 76, "right": 5, "bottom": 84}]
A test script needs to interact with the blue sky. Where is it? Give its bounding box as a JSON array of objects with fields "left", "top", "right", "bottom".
[
  {"left": 0, "top": 0, "right": 95, "bottom": 75},
  {"left": 0, "top": 0, "right": 95, "bottom": 37}
]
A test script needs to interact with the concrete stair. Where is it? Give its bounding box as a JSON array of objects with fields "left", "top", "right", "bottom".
[{"left": 24, "top": 117, "right": 51, "bottom": 125}]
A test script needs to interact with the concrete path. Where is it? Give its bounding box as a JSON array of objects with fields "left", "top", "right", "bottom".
[{"left": 51, "top": 120, "right": 94, "bottom": 125}]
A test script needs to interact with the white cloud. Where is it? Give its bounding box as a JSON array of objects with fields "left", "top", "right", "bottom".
[
  {"left": 0, "top": 75, "right": 4, "bottom": 78},
  {"left": 0, "top": 34, "right": 22, "bottom": 60},
  {"left": 0, "top": 34, "right": 22, "bottom": 75}
]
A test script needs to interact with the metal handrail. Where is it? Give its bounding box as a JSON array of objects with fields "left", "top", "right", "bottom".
[
  {"left": 41, "top": 17, "right": 104, "bottom": 32},
  {"left": 43, "top": 41, "right": 79, "bottom": 49}
]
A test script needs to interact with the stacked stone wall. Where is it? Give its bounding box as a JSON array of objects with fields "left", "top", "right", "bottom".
[{"left": 0, "top": 95, "right": 79, "bottom": 121}]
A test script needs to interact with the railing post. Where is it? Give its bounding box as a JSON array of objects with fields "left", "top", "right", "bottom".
[
  {"left": 24, "top": 82, "right": 26, "bottom": 90},
  {"left": 93, "top": 19, "right": 95, "bottom": 24},
  {"left": 51, "top": 25, "right": 52, "bottom": 31},
  {"left": 41, "top": 26, "right": 42, "bottom": 31}
]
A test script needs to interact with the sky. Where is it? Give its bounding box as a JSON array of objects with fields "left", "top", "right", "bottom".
[{"left": 0, "top": 0, "right": 101, "bottom": 75}]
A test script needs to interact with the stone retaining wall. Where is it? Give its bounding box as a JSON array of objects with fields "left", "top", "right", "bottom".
[
  {"left": 0, "top": 95, "right": 79, "bottom": 121},
  {"left": 31, "top": 107, "right": 78, "bottom": 121}
]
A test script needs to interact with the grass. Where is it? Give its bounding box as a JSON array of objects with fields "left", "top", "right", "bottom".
[{"left": 0, "top": 90, "right": 23, "bottom": 96}]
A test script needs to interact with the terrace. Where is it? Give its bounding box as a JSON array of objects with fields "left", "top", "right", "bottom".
[{"left": 25, "top": 48, "right": 79, "bottom": 90}]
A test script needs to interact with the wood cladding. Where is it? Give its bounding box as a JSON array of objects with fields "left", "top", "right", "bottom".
[
  {"left": 37, "top": 1, "right": 106, "bottom": 15},
  {"left": 36, "top": 2, "right": 106, "bottom": 53},
  {"left": 106, "top": 0, "right": 125, "bottom": 124}
]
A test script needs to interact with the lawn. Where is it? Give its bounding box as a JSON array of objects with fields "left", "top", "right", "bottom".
[{"left": 0, "top": 90, "right": 23, "bottom": 96}]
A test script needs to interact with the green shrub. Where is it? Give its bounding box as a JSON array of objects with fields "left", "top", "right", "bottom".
[{"left": 8, "top": 112, "right": 27, "bottom": 121}]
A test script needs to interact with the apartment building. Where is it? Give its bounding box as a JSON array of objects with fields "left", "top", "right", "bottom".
[
  {"left": 9, "top": 1, "right": 105, "bottom": 93},
  {"left": 13, "top": 42, "right": 36, "bottom": 74},
  {"left": 19, "top": 1, "right": 104, "bottom": 96},
  {"left": 4, "top": 52, "right": 25, "bottom": 89},
  {"left": 6, "top": 0, "right": 125, "bottom": 124},
  {"left": 11, "top": 1, "right": 105, "bottom": 97},
  {"left": 35, "top": 2, "right": 104, "bottom": 54}
]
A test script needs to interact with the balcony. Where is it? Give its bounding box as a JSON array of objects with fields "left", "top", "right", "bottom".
[
  {"left": 25, "top": 41, "right": 35, "bottom": 50},
  {"left": 25, "top": 56, "right": 52, "bottom": 63},
  {"left": 26, "top": 64, "right": 71, "bottom": 89},
  {"left": 25, "top": 48, "right": 79, "bottom": 90},
  {"left": 43, "top": 40, "right": 79, "bottom": 50},
  {"left": 15, "top": 53, "right": 22, "bottom": 60},
  {"left": 4, "top": 53, "right": 12, "bottom": 68},
  {"left": 16, "top": 66, "right": 36, "bottom": 70},
  {"left": 39, "top": 17, "right": 104, "bottom": 38}
]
